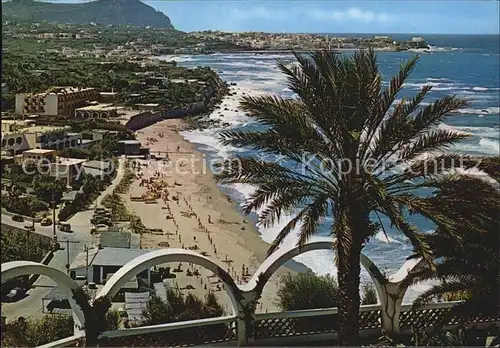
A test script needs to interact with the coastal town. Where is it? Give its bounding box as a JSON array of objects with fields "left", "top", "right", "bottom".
[
  {"left": 188, "top": 31, "right": 430, "bottom": 52},
  {"left": 1, "top": 0, "right": 499, "bottom": 347},
  {"left": 2, "top": 19, "right": 430, "bottom": 57}
]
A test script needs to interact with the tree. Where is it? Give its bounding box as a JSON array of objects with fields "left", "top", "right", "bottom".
[
  {"left": 32, "top": 176, "right": 67, "bottom": 205},
  {"left": 403, "top": 156, "right": 500, "bottom": 340},
  {"left": 217, "top": 50, "right": 469, "bottom": 345}
]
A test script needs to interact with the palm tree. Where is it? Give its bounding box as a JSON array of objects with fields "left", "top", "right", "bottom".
[
  {"left": 216, "top": 49, "right": 470, "bottom": 344},
  {"left": 404, "top": 156, "right": 500, "bottom": 340}
]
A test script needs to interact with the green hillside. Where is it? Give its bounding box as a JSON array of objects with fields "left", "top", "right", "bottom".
[{"left": 2, "top": 0, "right": 175, "bottom": 29}]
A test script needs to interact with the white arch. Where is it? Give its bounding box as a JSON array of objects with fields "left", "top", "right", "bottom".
[
  {"left": 240, "top": 239, "right": 386, "bottom": 303},
  {"left": 96, "top": 249, "right": 242, "bottom": 314},
  {"left": 1, "top": 261, "right": 86, "bottom": 335}
]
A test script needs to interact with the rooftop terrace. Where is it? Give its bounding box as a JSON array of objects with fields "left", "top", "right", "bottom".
[
  {"left": 2, "top": 124, "right": 69, "bottom": 136},
  {"left": 75, "top": 103, "right": 117, "bottom": 111}
]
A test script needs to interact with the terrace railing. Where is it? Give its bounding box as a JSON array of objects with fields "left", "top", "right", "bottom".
[
  {"left": 94, "top": 302, "right": 498, "bottom": 347},
  {"left": 2, "top": 242, "right": 500, "bottom": 347},
  {"left": 99, "top": 315, "right": 237, "bottom": 347}
]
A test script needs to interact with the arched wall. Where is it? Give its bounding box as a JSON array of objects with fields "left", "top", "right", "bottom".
[
  {"left": 240, "top": 239, "right": 386, "bottom": 304},
  {"left": 96, "top": 249, "right": 242, "bottom": 315},
  {"left": 1, "top": 261, "right": 86, "bottom": 335},
  {"left": 389, "top": 257, "right": 426, "bottom": 304}
]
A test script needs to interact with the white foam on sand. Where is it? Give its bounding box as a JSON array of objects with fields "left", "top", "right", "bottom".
[
  {"left": 180, "top": 129, "right": 242, "bottom": 158},
  {"left": 426, "top": 78, "right": 451, "bottom": 82},
  {"left": 472, "top": 86, "right": 489, "bottom": 91},
  {"left": 403, "top": 81, "right": 473, "bottom": 92},
  {"left": 219, "top": 54, "right": 293, "bottom": 61},
  {"left": 209, "top": 60, "right": 276, "bottom": 69},
  {"left": 179, "top": 86, "right": 265, "bottom": 158},
  {"left": 451, "top": 138, "right": 500, "bottom": 155},
  {"left": 450, "top": 126, "right": 500, "bottom": 139},
  {"left": 159, "top": 55, "right": 197, "bottom": 62},
  {"left": 453, "top": 106, "right": 500, "bottom": 115},
  {"left": 437, "top": 123, "right": 473, "bottom": 135},
  {"left": 374, "top": 230, "right": 404, "bottom": 244},
  {"left": 479, "top": 138, "right": 500, "bottom": 154}
]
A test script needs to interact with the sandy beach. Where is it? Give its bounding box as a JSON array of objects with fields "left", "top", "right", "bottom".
[{"left": 122, "top": 87, "right": 291, "bottom": 314}]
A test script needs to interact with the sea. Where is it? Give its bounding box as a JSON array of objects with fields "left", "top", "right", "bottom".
[{"left": 160, "top": 34, "right": 499, "bottom": 302}]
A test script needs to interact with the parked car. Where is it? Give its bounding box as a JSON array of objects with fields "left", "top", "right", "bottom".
[
  {"left": 41, "top": 218, "right": 53, "bottom": 226},
  {"left": 91, "top": 224, "right": 108, "bottom": 234},
  {"left": 58, "top": 223, "right": 72, "bottom": 232},
  {"left": 6, "top": 287, "right": 24, "bottom": 302},
  {"left": 12, "top": 215, "right": 24, "bottom": 222},
  {"left": 46, "top": 299, "right": 70, "bottom": 313},
  {"left": 96, "top": 224, "right": 108, "bottom": 230},
  {"left": 91, "top": 217, "right": 112, "bottom": 226}
]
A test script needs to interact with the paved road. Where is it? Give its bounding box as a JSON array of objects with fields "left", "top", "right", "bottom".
[{"left": 1, "top": 158, "right": 125, "bottom": 320}]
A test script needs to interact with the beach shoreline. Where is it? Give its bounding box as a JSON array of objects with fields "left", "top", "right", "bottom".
[{"left": 123, "top": 85, "right": 302, "bottom": 313}]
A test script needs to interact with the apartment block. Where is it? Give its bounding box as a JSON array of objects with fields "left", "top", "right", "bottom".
[{"left": 15, "top": 87, "right": 99, "bottom": 117}]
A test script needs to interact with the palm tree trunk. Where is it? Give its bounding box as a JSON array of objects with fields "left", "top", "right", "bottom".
[{"left": 337, "top": 240, "right": 362, "bottom": 345}]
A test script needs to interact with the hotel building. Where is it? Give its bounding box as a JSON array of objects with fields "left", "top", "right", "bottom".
[{"left": 15, "top": 87, "right": 99, "bottom": 117}]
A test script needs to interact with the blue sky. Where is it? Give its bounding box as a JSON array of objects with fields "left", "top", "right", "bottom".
[{"left": 49, "top": 1, "right": 500, "bottom": 34}]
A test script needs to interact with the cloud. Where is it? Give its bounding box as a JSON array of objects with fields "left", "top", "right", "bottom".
[
  {"left": 308, "top": 7, "right": 392, "bottom": 23},
  {"left": 229, "top": 6, "right": 288, "bottom": 21}
]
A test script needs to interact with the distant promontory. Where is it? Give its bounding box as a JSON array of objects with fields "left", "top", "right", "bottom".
[{"left": 2, "top": 0, "right": 175, "bottom": 29}]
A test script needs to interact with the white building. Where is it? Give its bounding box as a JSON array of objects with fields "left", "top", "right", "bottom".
[
  {"left": 1, "top": 120, "right": 83, "bottom": 156},
  {"left": 69, "top": 247, "right": 151, "bottom": 284}
]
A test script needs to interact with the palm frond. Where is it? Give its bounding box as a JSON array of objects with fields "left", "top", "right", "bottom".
[{"left": 296, "top": 195, "right": 330, "bottom": 247}]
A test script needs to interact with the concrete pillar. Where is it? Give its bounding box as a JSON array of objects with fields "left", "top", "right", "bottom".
[
  {"left": 378, "top": 258, "right": 423, "bottom": 334},
  {"left": 235, "top": 290, "right": 259, "bottom": 346},
  {"left": 100, "top": 266, "right": 104, "bottom": 284},
  {"left": 380, "top": 280, "right": 408, "bottom": 333},
  {"left": 236, "top": 317, "right": 246, "bottom": 346}
]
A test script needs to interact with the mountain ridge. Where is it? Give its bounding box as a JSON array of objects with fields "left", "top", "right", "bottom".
[{"left": 2, "top": 0, "right": 175, "bottom": 29}]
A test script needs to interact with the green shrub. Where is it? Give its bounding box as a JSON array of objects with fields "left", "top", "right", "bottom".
[
  {"left": 114, "top": 162, "right": 135, "bottom": 194},
  {"left": 273, "top": 272, "right": 379, "bottom": 334},
  {"left": 1, "top": 193, "right": 49, "bottom": 216},
  {"left": 1, "top": 315, "right": 73, "bottom": 347},
  {"left": 275, "top": 272, "right": 378, "bottom": 310},
  {"left": 142, "top": 290, "right": 224, "bottom": 325},
  {"left": 275, "top": 272, "right": 340, "bottom": 311},
  {"left": 1, "top": 224, "right": 51, "bottom": 263},
  {"left": 361, "top": 283, "right": 378, "bottom": 305},
  {"left": 101, "top": 193, "right": 131, "bottom": 221},
  {"left": 98, "top": 290, "right": 227, "bottom": 346}
]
